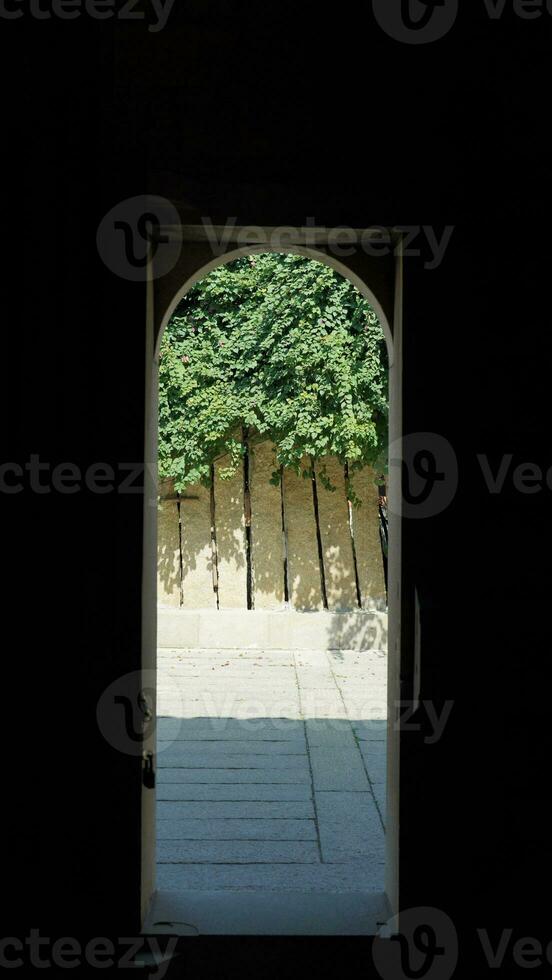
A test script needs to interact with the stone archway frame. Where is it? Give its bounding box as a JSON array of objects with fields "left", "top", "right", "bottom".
[
  {"left": 153, "top": 227, "right": 396, "bottom": 363},
  {"left": 141, "top": 225, "right": 403, "bottom": 926}
]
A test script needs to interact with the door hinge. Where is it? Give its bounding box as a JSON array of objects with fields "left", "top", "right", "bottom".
[
  {"left": 138, "top": 689, "right": 153, "bottom": 722},
  {"left": 142, "top": 750, "right": 155, "bottom": 789}
]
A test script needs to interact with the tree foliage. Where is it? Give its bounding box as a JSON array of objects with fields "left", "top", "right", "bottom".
[{"left": 158, "top": 253, "right": 388, "bottom": 493}]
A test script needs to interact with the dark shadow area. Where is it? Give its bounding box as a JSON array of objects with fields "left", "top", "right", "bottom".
[
  {"left": 157, "top": 479, "right": 182, "bottom": 599},
  {"left": 152, "top": 712, "right": 386, "bottom": 896}
]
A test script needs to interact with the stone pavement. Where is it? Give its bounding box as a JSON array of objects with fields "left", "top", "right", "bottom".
[{"left": 156, "top": 647, "right": 387, "bottom": 894}]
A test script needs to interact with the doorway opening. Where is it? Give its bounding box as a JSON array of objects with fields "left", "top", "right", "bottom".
[{"left": 143, "top": 238, "right": 401, "bottom": 935}]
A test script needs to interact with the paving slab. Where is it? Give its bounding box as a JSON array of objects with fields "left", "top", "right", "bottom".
[
  {"left": 304, "top": 719, "right": 358, "bottom": 749},
  {"left": 158, "top": 650, "right": 297, "bottom": 663},
  {"left": 372, "top": 783, "right": 387, "bottom": 824},
  {"left": 157, "top": 784, "right": 313, "bottom": 802},
  {"left": 358, "top": 739, "right": 387, "bottom": 784},
  {"left": 158, "top": 664, "right": 296, "bottom": 674},
  {"left": 159, "top": 675, "right": 297, "bottom": 687},
  {"left": 332, "top": 664, "right": 386, "bottom": 678},
  {"left": 157, "top": 818, "right": 317, "bottom": 840},
  {"left": 157, "top": 699, "right": 302, "bottom": 718},
  {"left": 156, "top": 862, "right": 386, "bottom": 894},
  {"left": 158, "top": 841, "right": 320, "bottom": 863},
  {"left": 295, "top": 668, "right": 338, "bottom": 690},
  {"left": 157, "top": 767, "right": 312, "bottom": 785},
  {"left": 158, "top": 687, "right": 299, "bottom": 701},
  {"left": 156, "top": 748, "right": 310, "bottom": 769},
  {"left": 315, "top": 792, "right": 385, "bottom": 863},
  {"left": 338, "top": 697, "right": 388, "bottom": 720},
  {"left": 352, "top": 720, "right": 388, "bottom": 741},
  {"left": 337, "top": 681, "right": 387, "bottom": 699},
  {"left": 157, "top": 707, "right": 304, "bottom": 722},
  {"left": 156, "top": 739, "right": 307, "bottom": 756},
  {"left": 157, "top": 718, "right": 305, "bottom": 741},
  {"left": 155, "top": 643, "right": 388, "bottom": 912},
  {"left": 294, "top": 651, "right": 333, "bottom": 668},
  {"left": 298, "top": 693, "right": 350, "bottom": 717},
  {"left": 309, "top": 746, "right": 371, "bottom": 791},
  {"left": 157, "top": 801, "right": 315, "bottom": 820}
]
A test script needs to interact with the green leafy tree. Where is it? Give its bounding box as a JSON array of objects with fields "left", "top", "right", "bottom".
[{"left": 158, "top": 253, "right": 387, "bottom": 495}]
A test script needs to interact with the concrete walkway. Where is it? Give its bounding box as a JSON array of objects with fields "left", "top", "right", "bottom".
[{"left": 155, "top": 646, "right": 387, "bottom": 897}]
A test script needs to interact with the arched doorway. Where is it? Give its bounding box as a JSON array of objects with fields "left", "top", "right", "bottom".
[{"left": 141, "top": 229, "right": 403, "bottom": 934}]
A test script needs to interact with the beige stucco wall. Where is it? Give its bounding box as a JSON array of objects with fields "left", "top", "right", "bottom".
[
  {"left": 283, "top": 458, "right": 324, "bottom": 611},
  {"left": 213, "top": 456, "right": 247, "bottom": 608},
  {"left": 350, "top": 466, "right": 386, "bottom": 605},
  {"left": 315, "top": 456, "right": 359, "bottom": 611},
  {"left": 250, "top": 441, "right": 285, "bottom": 609},
  {"left": 158, "top": 449, "right": 386, "bottom": 611},
  {"left": 178, "top": 481, "right": 217, "bottom": 609}
]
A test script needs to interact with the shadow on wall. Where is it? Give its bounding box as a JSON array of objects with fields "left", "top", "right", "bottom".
[
  {"left": 325, "top": 611, "right": 388, "bottom": 662},
  {"left": 280, "top": 456, "right": 323, "bottom": 611},
  {"left": 157, "top": 491, "right": 181, "bottom": 603}
]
